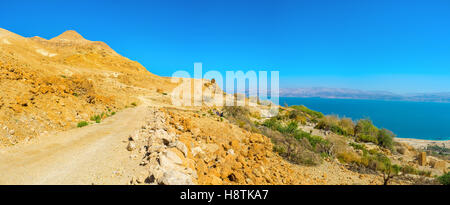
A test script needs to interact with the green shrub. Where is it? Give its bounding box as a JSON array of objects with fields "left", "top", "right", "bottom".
[
  {"left": 337, "top": 152, "right": 361, "bottom": 164},
  {"left": 416, "top": 170, "right": 432, "bottom": 177},
  {"left": 278, "top": 121, "right": 298, "bottom": 134},
  {"left": 315, "top": 115, "right": 350, "bottom": 136},
  {"left": 358, "top": 134, "right": 379, "bottom": 144},
  {"left": 290, "top": 105, "right": 324, "bottom": 119},
  {"left": 131, "top": 102, "right": 137, "bottom": 107},
  {"left": 262, "top": 117, "right": 331, "bottom": 158},
  {"left": 287, "top": 110, "right": 308, "bottom": 124},
  {"left": 77, "top": 121, "right": 89, "bottom": 128},
  {"left": 262, "top": 118, "right": 280, "bottom": 130},
  {"left": 378, "top": 128, "right": 395, "bottom": 150},
  {"left": 363, "top": 152, "right": 391, "bottom": 171},
  {"left": 260, "top": 124, "right": 323, "bottom": 166},
  {"left": 338, "top": 118, "right": 355, "bottom": 136},
  {"left": 355, "top": 121, "right": 395, "bottom": 150},
  {"left": 349, "top": 142, "right": 366, "bottom": 151},
  {"left": 288, "top": 110, "right": 301, "bottom": 119},
  {"left": 273, "top": 145, "right": 287, "bottom": 155},
  {"left": 90, "top": 114, "right": 102, "bottom": 123},
  {"left": 355, "top": 119, "right": 378, "bottom": 138},
  {"left": 401, "top": 165, "right": 417, "bottom": 174},
  {"left": 304, "top": 134, "right": 330, "bottom": 149},
  {"left": 437, "top": 172, "right": 450, "bottom": 185},
  {"left": 223, "top": 106, "right": 260, "bottom": 133}
]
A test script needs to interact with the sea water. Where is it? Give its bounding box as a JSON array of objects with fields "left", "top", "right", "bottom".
[{"left": 278, "top": 97, "right": 450, "bottom": 140}]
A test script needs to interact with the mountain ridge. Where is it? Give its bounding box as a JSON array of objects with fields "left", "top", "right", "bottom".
[{"left": 280, "top": 87, "right": 450, "bottom": 103}]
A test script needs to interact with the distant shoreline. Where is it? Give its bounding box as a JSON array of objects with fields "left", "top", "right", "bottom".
[
  {"left": 395, "top": 138, "right": 450, "bottom": 150},
  {"left": 279, "top": 96, "right": 450, "bottom": 104}
]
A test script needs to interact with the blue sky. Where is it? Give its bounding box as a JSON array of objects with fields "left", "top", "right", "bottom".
[{"left": 2, "top": 0, "right": 450, "bottom": 93}]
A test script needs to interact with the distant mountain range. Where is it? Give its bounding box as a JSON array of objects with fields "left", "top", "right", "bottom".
[{"left": 279, "top": 87, "right": 450, "bottom": 103}]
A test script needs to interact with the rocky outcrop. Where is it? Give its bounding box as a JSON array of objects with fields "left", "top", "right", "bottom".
[{"left": 127, "top": 108, "right": 196, "bottom": 185}]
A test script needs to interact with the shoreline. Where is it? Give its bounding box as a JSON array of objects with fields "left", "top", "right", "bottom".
[{"left": 395, "top": 138, "right": 450, "bottom": 150}]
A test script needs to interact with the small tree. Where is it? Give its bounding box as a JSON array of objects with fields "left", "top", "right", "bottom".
[
  {"left": 382, "top": 163, "right": 401, "bottom": 185},
  {"left": 378, "top": 128, "right": 395, "bottom": 150},
  {"left": 355, "top": 119, "right": 378, "bottom": 142}
]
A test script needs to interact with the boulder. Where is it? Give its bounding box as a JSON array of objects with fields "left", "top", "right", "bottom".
[
  {"left": 172, "top": 141, "right": 188, "bottom": 157},
  {"left": 159, "top": 170, "right": 193, "bottom": 185},
  {"left": 433, "top": 161, "right": 447, "bottom": 172},
  {"left": 127, "top": 141, "right": 136, "bottom": 151},
  {"left": 159, "top": 150, "right": 183, "bottom": 168},
  {"left": 191, "top": 146, "right": 204, "bottom": 156}
]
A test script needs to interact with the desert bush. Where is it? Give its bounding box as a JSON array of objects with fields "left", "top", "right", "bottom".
[
  {"left": 77, "top": 121, "right": 89, "bottom": 128},
  {"left": 365, "top": 153, "right": 391, "bottom": 171},
  {"left": 398, "top": 165, "right": 431, "bottom": 177},
  {"left": 262, "top": 117, "right": 330, "bottom": 150},
  {"left": 287, "top": 110, "right": 307, "bottom": 124},
  {"left": 338, "top": 118, "right": 355, "bottom": 136},
  {"left": 290, "top": 105, "right": 324, "bottom": 120},
  {"left": 259, "top": 126, "right": 322, "bottom": 166},
  {"left": 396, "top": 146, "right": 406, "bottom": 155},
  {"left": 340, "top": 149, "right": 391, "bottom": 170},
  {"left": 223, "top": 106, "right": 250, "bottom": 119},
  {"left": 377, "top": 128, "right": 395, "bottom": 150},
  {"left": 223, "top": 106, "right": 261, "bottom": 133},
  {"left": 355, "top": 120, "right": 395, "bottom": 149},
  {"left": 261, "top": 116, "right": 332, "bottom": 163},
  {"left": 278, "top": 121, "right": 299, "bottom": 134},
  {"left": 249, "top": 110, "right": 262, "bottom": 119},
  {"left": 401, "top": 165, "right": 417, "bottom": 174},
  {"left": 358, "top": 134, "right": 378, "bottom": 144},
  {"left": 337, "top": 152, "right": 361, "bottom": 164},
  {"left": 437, "top": 172, "right": 450, "bottom": 185},
  {"left": 355, "top": 119, "right": 378, "bottom": 138},
  {"left": 349, "top": 142, "right": 365, "bottom": 151},
  {"left": 315, "top": 115, "right": 353, "bottom": 136},
  {"left": 302, "top": 134, "right": 330, "bottom": 150},
  {"left": 262, "top": 118, "right": 280, "bottom": 130},
  {"left": 416, "top": 170, "right": 432, "bottom": 177},
  {"left": 90, "top": 114, "right": 102, "bottom": 123}
]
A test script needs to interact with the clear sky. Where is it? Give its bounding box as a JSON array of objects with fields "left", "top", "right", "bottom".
[{"left": 2, "top": 0, "right": 450, "bottom": 93}]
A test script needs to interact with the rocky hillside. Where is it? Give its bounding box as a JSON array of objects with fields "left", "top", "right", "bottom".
[
  {"left": 0, "top": 28, "right": 175, "bottom": 146},
  {"left": 0, "top": 28, "right": 447, "bottom": 185}
]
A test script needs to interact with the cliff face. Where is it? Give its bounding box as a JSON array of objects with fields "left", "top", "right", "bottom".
[{"left": 0, "top": 28, "right": 174, "bottom": 146}]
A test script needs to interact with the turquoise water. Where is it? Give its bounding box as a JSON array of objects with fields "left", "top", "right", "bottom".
[{"left": 278, "top": 97, "right": 450, "bottom": 141}]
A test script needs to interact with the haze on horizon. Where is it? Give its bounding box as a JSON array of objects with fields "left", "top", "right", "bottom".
[{"left": 2, "top": 0, "right": 450, "bottom": 94}]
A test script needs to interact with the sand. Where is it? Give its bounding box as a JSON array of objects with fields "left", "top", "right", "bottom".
[{"left": 395, "top": 138, "right": 450, "bottom": 150}]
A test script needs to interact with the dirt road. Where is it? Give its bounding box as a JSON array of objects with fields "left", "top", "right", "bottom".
[{"left": 0, "top": 105, "right": 151, "bottom": 185}]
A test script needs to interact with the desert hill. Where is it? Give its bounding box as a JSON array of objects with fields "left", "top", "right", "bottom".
[{"left": 0, "top": 28, "right": 174, "bottom": 146}]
